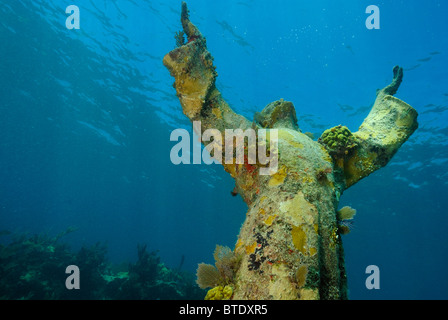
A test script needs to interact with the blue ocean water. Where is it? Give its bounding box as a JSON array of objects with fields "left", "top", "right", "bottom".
[{"left": 0, "top": 0, "right": 447, "bottom": 299}]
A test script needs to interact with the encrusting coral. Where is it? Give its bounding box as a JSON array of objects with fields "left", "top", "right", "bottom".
[
  {"left": 163, "top": 2, "right": 418, "bottom": 300},
  {"left": 318, "top": 125, "right": 357, "bottom": 158}
]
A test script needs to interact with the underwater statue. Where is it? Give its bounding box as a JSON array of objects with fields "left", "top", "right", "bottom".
[{"left": 163, "top": 2, "right": 418, "bottom": 300}]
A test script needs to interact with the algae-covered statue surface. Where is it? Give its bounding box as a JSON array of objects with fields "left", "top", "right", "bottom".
[{"left": 163, "top": 2, "right": 418, "bottom": 300}]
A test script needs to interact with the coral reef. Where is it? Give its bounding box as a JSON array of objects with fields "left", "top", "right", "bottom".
[
  {"left": 0, "top": 231, "right": 204, "bottom": 300},
  {"left": 163, "top": 2, "right": 418, "bottom": 299}
]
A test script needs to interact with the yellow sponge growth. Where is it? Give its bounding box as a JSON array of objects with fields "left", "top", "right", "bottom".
[
  {"left": 205, "top": 285, "right": 233, "bottom": 300},
  {"left": 268, "top": 166, "right": 287, "bottom": 187},
  {"left": 291, "top": 225, "right": 307, "bottom": 255},
  {"left": 296, "top": 265, "right": 308, "bottom": 288}
]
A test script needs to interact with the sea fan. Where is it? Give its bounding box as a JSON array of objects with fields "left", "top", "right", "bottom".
[
  {"left": 337, "top": 206, "right": 357, "bottom": 220},
  {"left": 214, "top": 245, "right": 238, "bottom": 281},
  {"left": 196, "top": 263, "right": 221, "bottom": 289},
  {"left": 196, "top": 245, "right": 241, "bottom": 289}
]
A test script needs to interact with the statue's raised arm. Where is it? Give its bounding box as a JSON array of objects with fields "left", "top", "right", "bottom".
[{"left": 335, "top": 66, "right": 418, "bottom": 187}]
